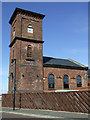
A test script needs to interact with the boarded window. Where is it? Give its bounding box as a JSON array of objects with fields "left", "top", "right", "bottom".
[{"left": 27, "top": 25, "right": 33, "bottom": 34}]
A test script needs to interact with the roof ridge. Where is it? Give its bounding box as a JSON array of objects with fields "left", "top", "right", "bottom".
[
  {"left": 43, "top": 56, "right": 87, "bottom": 68},
  {"left": 68, "top": 58, "right": 86, "bottom": 67},
  {"left": 43, "top": 56, "right": 68, "bottom": 60}
]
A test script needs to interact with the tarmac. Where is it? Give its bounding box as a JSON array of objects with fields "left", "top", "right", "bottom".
[{"left": 1, "top": 107, "right": 90, "bottom": 120}]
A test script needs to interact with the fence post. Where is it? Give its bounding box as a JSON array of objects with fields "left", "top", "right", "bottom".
[{"left": 19, "top": 93, "right": 21, "bottom": 109}]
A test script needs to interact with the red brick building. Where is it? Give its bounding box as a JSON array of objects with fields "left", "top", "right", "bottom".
[{"left": 8, "top": 8, "right": 88, "bottom": 93}]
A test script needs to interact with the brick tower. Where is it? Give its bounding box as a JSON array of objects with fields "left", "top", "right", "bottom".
[{"left": 8, "top": 8, "right": 45, "bottom": 93}]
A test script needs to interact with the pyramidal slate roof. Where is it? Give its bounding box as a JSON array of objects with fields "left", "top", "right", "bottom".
[{"left": 43, "top": 56, "right": 88, "bottom": 70}]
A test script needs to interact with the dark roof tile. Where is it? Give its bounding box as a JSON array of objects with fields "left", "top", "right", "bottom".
[{"left": 43, "top": 56, "right": 87, "bottom": 70}]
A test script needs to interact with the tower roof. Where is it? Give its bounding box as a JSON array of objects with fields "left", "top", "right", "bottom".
[{"left": 9, "top": 8, "right": 45, "bottom": 25}]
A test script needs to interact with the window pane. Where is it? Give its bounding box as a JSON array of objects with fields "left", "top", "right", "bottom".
[
  {"left": 13, "top": 30, "right": 15, "bottom": 36},
  {"left": 77, "top": 76, "right": 82, "bottom": 87},
  {"left": 48, "top": 74, "right": 54, "bottom": 83},
  {"left": 63, "top": 75, "right": 69, "bottom": 89},
  {"left": 49, "top": 84, "right": 54, "bottom": 89},
  {"left": 48, "top": 74, "right": 54, "bottom": 89},
  {"left": 27, "top": 45, "right": 32, "bottom": 57}
]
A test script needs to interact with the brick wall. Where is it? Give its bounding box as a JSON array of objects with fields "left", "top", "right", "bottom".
[
  {"left": 43, "top": 67, "right": 88, "bottom": 90},
  {"left": 10, "top": 13, "right": 43, "bottom": 42},
  {"left": 9, "top": 10, "right": 44, "bottom": 93},
  {"left": 2, "top": 91, "right": 90, "bottom": 113}
]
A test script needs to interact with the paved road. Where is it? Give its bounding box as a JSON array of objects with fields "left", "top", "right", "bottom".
[
  {"left": 2, "top": 112, "right": 35, "bottom": 118},
  {"left": 1, "top": 107, "right": 90, "bottom": 120},
  {"left": 1, "top": 112, "right": 55, "bottom": 120},
  {"left": 1, "top": 112, "right": 59, "bottom": 120},
  {"left": 1, "top": 113, "right": 90, "bottom": 120},
  {"left": 1, "top": 112, "right": 90, "bottom": 120}
]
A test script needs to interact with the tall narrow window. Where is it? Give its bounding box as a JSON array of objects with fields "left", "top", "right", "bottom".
[
  {"left": 10, "top": 73, "right": 13, "bottom": 82},
  {"left": 77, "top": 75, "right": 82, "bottom": 87},
  {"left": 63, "top": 75, "right": 69, "bottom": 89},
  {"left": 13, "top": 47, "right": 14, "bottom": 59},
  {"left": 27, "top": 45, "right": 32, "bottom": 57},
  {"left": 13, "top": 27, "right": 15, "bottom": 36},
  {"left": 48, "top": 74, "right": 54, "bottom": 89},
  {"left": 27, "top": 24, "right": 33, "bottom": 34}
]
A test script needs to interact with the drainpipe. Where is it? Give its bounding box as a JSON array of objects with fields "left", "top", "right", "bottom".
[{"left": 12, "top": 59, "right": 16, "bottom": 111}]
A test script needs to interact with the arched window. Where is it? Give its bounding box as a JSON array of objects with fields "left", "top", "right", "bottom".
[
  {"left": 27, "top": 45, "right": 32, "bottom": 57},
  {"left": 63, "top": 75, "right": 69, "bottom": 89},
  {"left": 77, "top": 75, "right": 82, "bottom": 87},
  {"left": 27, "top": 24, "right": 33, "bottom": 34},
  {"left": 48, "top": 74, "right": 54, "bottom": 89}
]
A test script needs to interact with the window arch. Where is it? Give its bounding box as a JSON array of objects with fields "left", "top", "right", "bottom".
[
  {"left": 48, "top": 74, "right": 55, "bottom": 89},
  {"left": 63, "top": 75, "right": 69, "bottom": 89},
  {"left": 27, "top": 45, "right": 32, "bottom": 57},
  {"left": 77, "top": 75, "right": 82, "bottom": 87},
  {"left": 27, "top": 24, "right": 33, "bottom": 34}
]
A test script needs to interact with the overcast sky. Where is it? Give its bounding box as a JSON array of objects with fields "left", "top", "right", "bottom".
[{"left": 1, "top": 2, "right": 88, "bottom": 94}]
